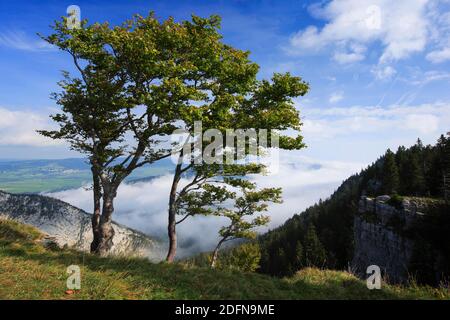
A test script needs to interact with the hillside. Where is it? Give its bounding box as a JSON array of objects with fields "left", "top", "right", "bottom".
[
  {"left": 0, "top": 190, "right": 164, "bottom": 260},
  {"left": 0, "top": 219, "right": 448, "bottom": 300},
  {"left": 258, "top": 135, "right": 450, "bottom": 284}
]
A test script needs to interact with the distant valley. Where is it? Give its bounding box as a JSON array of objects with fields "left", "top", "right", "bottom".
[{"left": 0, "top": 158, "right": 174, "bottom": 193}]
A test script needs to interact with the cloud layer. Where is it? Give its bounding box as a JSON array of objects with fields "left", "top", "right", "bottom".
[{"left": 48, "top": 154, "right": 364, "bottom": 258}]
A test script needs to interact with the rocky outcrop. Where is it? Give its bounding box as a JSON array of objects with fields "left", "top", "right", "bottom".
[
  {"left": 0, "top": 190, "right": 164, "bottom": 261},
  {"left": 352, "top": 195, "right": 425, "bottom": 283}
]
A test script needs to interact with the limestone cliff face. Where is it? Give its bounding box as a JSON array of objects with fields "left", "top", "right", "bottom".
[
  {"left": 0, "top": 190, "right": 164, "bottom": 261},
  {"left": 352, "top": 195, "right": 424, "bottom": 283}
]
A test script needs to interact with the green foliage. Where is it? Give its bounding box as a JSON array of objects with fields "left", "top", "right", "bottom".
[
  {"left": 387, "top": 194, "right": 404, "bottom": 210},
  {"left": 216, "top": 185, "right": 282, "bottom": 241},
  {"left": 396, "top": 139, "right": 429, "bottom": 196},
  {"left": 304, "top": 224, "right": 327, "bottom": 268},
  {"left": 381, "top": 149, "right": 400, "bottom": 194},
  {"left": 216, "top": 242, "right": 262, "bottom": 272},
  {"left": 294, "top": 241, "right": 304, "bottom": 270},
  {"left": 176, "top": 172, "right": 282, "bottom": 266}
]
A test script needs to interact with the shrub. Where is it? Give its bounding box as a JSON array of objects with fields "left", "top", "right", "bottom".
[{"left": 387, "top": 194, "right": 404, "bottom": 210}]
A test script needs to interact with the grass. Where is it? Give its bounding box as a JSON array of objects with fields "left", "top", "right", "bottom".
[{"left": 0, "top": 219, "right": 448, "bottom": 300}]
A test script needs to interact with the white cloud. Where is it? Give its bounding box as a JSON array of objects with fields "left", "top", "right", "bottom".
[
  {"left": 0, "top": 107, "right": 60, "bottom": 146},
  {"left": 47, "top": 153, "right": 364, "bottom": 258},
  {"left": 405, "top": 114, "right": 439, "bottom": 133},
  {"left": 371, "top": 65, "right": 397, "bottom": 80},
  {"left": 426, "top": 47, "right": 450, "bottom": 62},
  {"left": 0, "top": 30, "right": 54, "bottom": 52},
  {"left": 333, "top": 51, "right": 365, "bottom": 64},
  {"left": 302, "top": 102, "right": 449, "bottom": 140},
  {"left": 408, "top": 70, "right": 450, "bottom": 85},
  {"left": 329, "top": 92, "right": 344, "bottom": 103},
  {"left": 425, "top": 2, "right": 450, "bottom": 62},
  {"left": 287, "top": 0, "right": 431, "bottom": 63},
  {"left": 333, "top": 43, "right": 366, "bottom": 64}
]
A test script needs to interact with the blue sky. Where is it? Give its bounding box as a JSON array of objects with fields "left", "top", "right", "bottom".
[{"left": 1, "top": 0, "right": 450, "bottom": 163}]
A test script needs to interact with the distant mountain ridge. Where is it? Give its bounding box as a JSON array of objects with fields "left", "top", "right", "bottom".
[{"left": 0, "top": 190, "right": 164, "bottom": 261}]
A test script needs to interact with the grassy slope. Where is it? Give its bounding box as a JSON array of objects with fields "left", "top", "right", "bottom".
[{"left": 0, "top": 219, "right": 448, "bottom": 300}]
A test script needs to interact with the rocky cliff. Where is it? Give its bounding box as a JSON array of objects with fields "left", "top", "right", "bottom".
[
  {"left": 352, "top": 195, "right": 429, "bottom": 283},
  {"left": 0, "top": 190, "right": 164, "bottom": 261}
]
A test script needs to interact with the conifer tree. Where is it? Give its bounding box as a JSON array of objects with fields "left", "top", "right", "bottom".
[
  {"left": 276, "top": 247, "right": 287, "bottom": 275},
  {"left": 294, "top": 240, "right": 304, "bottom": 270},
  {"left": 381, "top": 149, "right": 400, "bottom": 195},
  {"left": 405, "top": 150, "right": 426, "bottom": 195},
  {"left": 304, "top": 223, "right": 326, "bottom": 267}
]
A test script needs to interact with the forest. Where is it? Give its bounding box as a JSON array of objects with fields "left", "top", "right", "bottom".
[{"left": 256, "top": 134, "right": 450, "bottom": 284}]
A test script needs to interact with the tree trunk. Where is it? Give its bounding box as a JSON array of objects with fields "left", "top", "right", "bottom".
[
  {"left": 166, "top": 151, "right": 184, "bottom": 263},
  {"left": 210, "top": 238, "right": 226, "bottom": 268},
  {"left": 166, "top": 171, "right": 181, "bottom": 263},
  {"left": 95, "top": 190, "right": 116, "bottom": 257},
  {"left": 166, "top": 203, "right": 177, "bottom": 262},
  {"left": 90, "top": 167, "right": 102, "bottom": 253}
]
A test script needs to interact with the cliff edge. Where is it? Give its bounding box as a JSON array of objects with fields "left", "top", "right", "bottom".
[{"left": 352, "top": 195, "right": 447, "bottom": 283}]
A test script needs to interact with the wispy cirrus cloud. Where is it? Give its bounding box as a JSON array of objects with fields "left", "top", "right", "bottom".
[
  {"left": 0, "top": 30, "right": 54, "bottom": 52},
  {"left": 329, "top": 91, "right": 344, "bottom": 103},
  {"left": 407, "top": 70, "right": 450, "bottom": 85}
]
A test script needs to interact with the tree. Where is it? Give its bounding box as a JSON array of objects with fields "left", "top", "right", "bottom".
[
  {"left": 381, "top": 149, "right": 399, "bottom": 194},
  {"left": 294, "top": 240, "right": 304, "bottom": 270},
  {"left": 430, "top": 134, "right": 450, "bottom": 200},
  {"left": 40, "top": 14, "right": 201, "bottom": 255},
  {"left": 184, "top": 178, "right": 282, "bottom": 268},
  {"left": 158, "top": 19, "right": 309, "bottom": 262},
  {"left": 40, "top": 13, "right": 308, "bottom": 258},
  {"left": 396, "top": 146, "right": 408, "bottom": 195},
  {"left": 217, "top": 242, "right": 262, "bottom": 272},
  {"left": 404, "top": 150, "right": 426, "bottom": 196},
  {"left": 442, "top": 133, "right": 450, "bottom": 202},
  {"left": 167, "top": 162, "right": 266, "bottom": 262},
  {"left": 304, "top": 223, "right": 326, "bottom": 267},
  {"left": 38, "top": 50, "right": 138, "bottom": 254}
]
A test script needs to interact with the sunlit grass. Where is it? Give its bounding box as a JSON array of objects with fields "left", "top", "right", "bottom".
[{"left": 0, "top": 219, "right": 448, "bottom": 300}]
